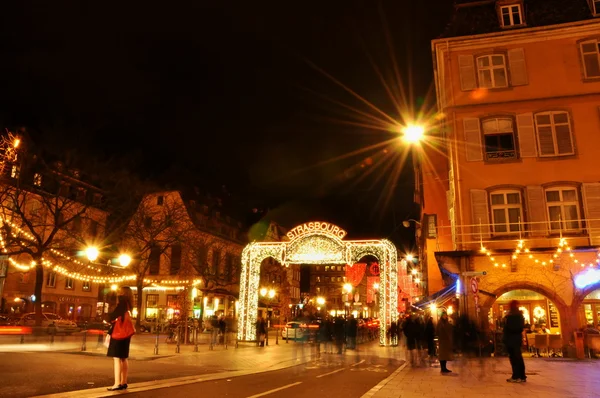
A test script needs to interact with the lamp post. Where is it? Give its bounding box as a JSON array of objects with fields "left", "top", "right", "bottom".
[{"left": 343, "top": 283, "right": 353, "bottom": 317}]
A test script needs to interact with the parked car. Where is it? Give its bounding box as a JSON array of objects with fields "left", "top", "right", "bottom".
[
  {"left": 19, "top": 313, "right": 79, "bottom": 334},
  {"left": 281, "top": 321, "right": 318, "bottom": 340},
  {"left": 0, "top": 315, "right": 16, "bottom": 326}
]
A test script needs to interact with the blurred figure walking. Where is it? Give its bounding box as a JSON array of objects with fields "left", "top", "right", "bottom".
[{"left": 504, "top": 300, "right": 527, "bottom": 383}]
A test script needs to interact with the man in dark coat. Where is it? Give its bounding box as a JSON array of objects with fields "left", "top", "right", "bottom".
[
  {"left": 503, "top": 300, "right": 526, "bottom": 382},
  {"left": 436, "top": 311, "right": 453, "bottom": 373}
]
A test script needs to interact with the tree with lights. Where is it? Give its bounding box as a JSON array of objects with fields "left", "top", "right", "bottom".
[{"left": 0, "top": 129, "right": 108, "bottom": 326}]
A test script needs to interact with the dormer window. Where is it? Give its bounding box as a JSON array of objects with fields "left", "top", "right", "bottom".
[
  {"left": 592, "top": 0, "right": 600, "bottom": 16},
  {"left": 500, "top": 4, "right": 523, "bottom": 27}
]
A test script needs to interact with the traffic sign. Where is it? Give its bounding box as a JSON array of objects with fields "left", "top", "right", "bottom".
[{"left": 470, "top": 278, "right": 479, "bottom": 294}]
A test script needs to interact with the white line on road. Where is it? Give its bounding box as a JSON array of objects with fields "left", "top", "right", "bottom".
[
  {"left": 316, "top": 368, "right": 345, "bottom": 378},
  {"left": 351, "top": 359, "right": 366, "bottom": 367},
  {"left": 246, "top": 382, "right": 303, "bottom": 398}
]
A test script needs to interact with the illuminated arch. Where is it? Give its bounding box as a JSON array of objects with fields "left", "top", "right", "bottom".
[{"left": 237, "top": 222, "right": 398, "bottom": 345}]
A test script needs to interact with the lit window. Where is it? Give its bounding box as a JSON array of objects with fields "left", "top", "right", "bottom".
[
  {"left": 316, "top": 276, "right": 321, "bottom": 282},
  {"left": 500, "top": 5, "right": 523, "bottom": 27},
  {"left": 545, "top": 187, "right": 581, "bottom": 232},
  {"left": 580, "top": 39, "right": 600, "bottom": 79},
  {"left": 33, "top": 173, "right": 42, "bottom": 186},
  {"left": 82, "top": 281, "right": 91, "bottom": 292},
  {"left": 325, "top": 266, "right": 329, "bottom": 271},
  {"left": 65, "top": 277, "right": 74, "bottom": 290},
  {"left": 534, "top": 111, "right": 574, "bottom": 157},
  {"left": 11, "top": 165, "right": 19, "bottom": 179},
  {"left": 476, "top": 55, "right": 508, "bottom": 88},
  {"left": 490, "top": 191, "right": 522, "bottom": 235},
  {"left": 482, "top": 118, "right": 516, "bottom": 160}
]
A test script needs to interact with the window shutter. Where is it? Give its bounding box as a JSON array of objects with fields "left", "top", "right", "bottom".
[
  {"left": 516, "top": 113, "right": 537, "bottom": 157},
  {"left": 508, "top": 48, "right": 528, "bottom": 86},
  {"left": 458, "top": 55, "right": 477, "bottom": 91},
  {"left": 463, "top": 118, "right": 483, "bottom": 162},
  {"left": 582, "top": 183, "right": 600, "bottom": 245},
  {"left": 526, "top": 185, "right": 547, "bottom": 237},
  {"left": 470, "top": 189, "right": 490, "bottom": 239}
]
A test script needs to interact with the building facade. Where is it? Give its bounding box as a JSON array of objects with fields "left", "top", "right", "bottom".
[
  {"left": 124, "top": 190, "right": 246, "bottom": 325},
  {"left": 421, "top": 0, "right": 600, "bottom": 346},
  {"left": 0, "top": 132, "right": 107, "bottom": 321}
]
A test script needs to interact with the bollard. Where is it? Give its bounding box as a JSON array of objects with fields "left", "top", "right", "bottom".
[
  {"left": 225, "top": 328, "right": 228, "bottom": 350},
  {"left": 275, "top": 326, "right": 279, "bottom": 345},
  {"left": 20, "top": 333, "right": 24, "bottom": 344},
  {"left": 81, "top": 326, "right": 87, "bottom": 352},
  {"left": 194, "top": 326, "right": 199, "bottom": 352},
  {"left": 154, "top": 323, "right": 160, "bottom": 355},
  {"left": 97, "top": 329, "right": 103, "bottom": 347},
  {"left": 175, "top": 326, "right": 181, "bottom": 354},
  {"left": 266, "top": 327, "right": 269, "bottom": 346}
]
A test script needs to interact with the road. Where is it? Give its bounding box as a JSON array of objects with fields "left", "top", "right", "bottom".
[{"left": 128, "top": 354, "right": 402, "bottom": 398}]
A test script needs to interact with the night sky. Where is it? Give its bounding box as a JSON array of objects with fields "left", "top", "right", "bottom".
[{"left": 0, "top": 1, "right": 454, "bottom": 250}]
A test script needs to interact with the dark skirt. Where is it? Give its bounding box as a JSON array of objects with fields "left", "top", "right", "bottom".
[{"left": 107, "top": 336, "right": 131, "bottom": 359}]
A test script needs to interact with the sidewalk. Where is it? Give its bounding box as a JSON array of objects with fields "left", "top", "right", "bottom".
[
  {"left": 0, "top": 330, "right": 284, "bottom": 359},
  {"left": 362, "top": 356, "right": 600, "bottom": 398}
]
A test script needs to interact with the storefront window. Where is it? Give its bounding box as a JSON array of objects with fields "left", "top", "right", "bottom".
[
  {"left": 167, "top": 294, "right": 179, "bottom": 308},
  {"left": 584, "top": 304, "right": 594, "bottom": 326}
]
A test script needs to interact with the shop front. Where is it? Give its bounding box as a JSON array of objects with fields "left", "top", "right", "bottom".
[
  {"left": 490, "top": 290, "right": 561, "bottom": 334},
  {"left": 581, "top": 288, "right": 600, "bottom": 328},
  {"left": 44, "top": 293, "right": 97, "bottom": 321}
]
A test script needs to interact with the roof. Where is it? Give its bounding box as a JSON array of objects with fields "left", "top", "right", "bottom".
[{"left": 441, "top": 0, "right": 594, "bottom": 38}]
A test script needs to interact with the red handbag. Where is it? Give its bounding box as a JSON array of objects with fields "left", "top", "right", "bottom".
[{"left": 112, "top": 311, "right": 135, "bottom": 340}]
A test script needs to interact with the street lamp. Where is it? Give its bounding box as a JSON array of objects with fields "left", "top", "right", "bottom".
[
  {"left": 406, "top": 254, "right": 414, "bottom": 262},
  {"left": 118, "top": 254, "right": 132, "bottom": 267},
  {"left": 86, "top": 247, "right": 99, "bottom": 262},
  {"left": 402, "top": 124, "right": 425, "bottom": 144},
  {"left": 316, "top": 297, "right": 325, "bottom": 306},
  {"left": 260, "top": 287, "right": 277, "bottom": 345}
]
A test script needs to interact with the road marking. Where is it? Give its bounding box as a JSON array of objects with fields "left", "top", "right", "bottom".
[
  {"left": 351, "top": 359, "right": 366, "bottom": 367},
  {"left": 246, "top": 382, "right": 302, "bottom": 398},
  {"left": 316, "top": 368, "right": 345, "bottom": 378}
]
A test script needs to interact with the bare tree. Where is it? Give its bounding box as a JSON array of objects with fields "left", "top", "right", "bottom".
[
  {"left": 0, "top": 131, "right": 107, "bottom": 325},
  {"left": 119, "top": 192, "right": 191, "bottom": 329}
]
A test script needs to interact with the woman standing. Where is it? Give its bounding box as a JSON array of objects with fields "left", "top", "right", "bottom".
[
  {"left": 436, "top": 311, "right": 453, "bottom": 374},
  {"left": 503, "top": 300, "right": 526, "bottom": 383},
  {"left": 107, "top": 286, "right": 134, "bottom": 391}
]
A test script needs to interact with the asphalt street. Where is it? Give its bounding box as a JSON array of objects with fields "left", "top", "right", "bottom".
[
  {"left": 0, "top": 351, "right": 225, "bottom": 398},
  {"left": 127, "top": 354, "right": 402, "bottom": 398}
]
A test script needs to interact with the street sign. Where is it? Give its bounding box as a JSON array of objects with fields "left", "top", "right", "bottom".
[
  {"left": 462, "top": 271, "right": 487, "bottom": 276},
  {"left": 470, "top": 278, "right": 479, "bottom": 294}
]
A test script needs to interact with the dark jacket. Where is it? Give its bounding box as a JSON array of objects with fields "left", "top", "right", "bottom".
[{"left": 503, "top": 311, "right": 525, "bottom": 348}]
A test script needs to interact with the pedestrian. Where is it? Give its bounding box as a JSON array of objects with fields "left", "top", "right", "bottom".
[
  {"left": 346, "top": 315, "right": 358, "bottom": 349},
  {"left": 504, "top": 300, "right": 527, "bottom": 383},
  {"left": 106, "top": 286, "right": 135, "bottom": 391},
  {"left": 403, "top": 314, "right": 418, "bottom": 366},
  {"left": 425, "top": 315, "right": 436, "bottom": 360},
  {"left": 334, "top": 316, "right": 345, "bottom": 354},
  {"left": 436, "top": 311, "right": 453, "bottom": 374},
  {"left": 256, "top": 317, "right": 267, "bottom": 347}
]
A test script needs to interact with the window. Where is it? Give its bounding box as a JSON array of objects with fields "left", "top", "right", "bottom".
[
  {"left": 33, "top": 173, "right": 42, "bottom": 186},
  {"left": 93, "top": 193, "right": 103, "bottom": 205},
  {"left": 316, "top": 287, "right": 321, "bottom": 294},
  {"left": 72, "top": 216, "right": 82, "bottom": 233},
  {"left": 146, "top": 294, "right": 159, "bottom": 308},
  {"left": 65, "top": 277, "right": 74, "bottom": 290},
  {"left": 477, "top": 55, "right": 508, "bottom": 88},
  {"left": 19, "top": 273, "right": 30, "bottom": 284},
  {"left": 11, "top": 165, "right": 19, "bottom": 179},
  {"left": 167, "top": 294, "right": 179, "bottom": 308},
  {"left": 88, "top": 220, "right": 98, "bottom": 237},
  {"left": 148, "top": 245, "right": 161, "bottom": 275},
  {"left": 324, "top": 276, "right": 329, "bottom": 282},
  {"left": 482, "top": 118, "right": 517, "bottom": 160},
  {"left": 169, "top": 244, "right": 182, "bottom": 275},
  {"left": 325, "top": 266, "right": 329, "bottom": 271},
  {"left": 545, "top": 187, "right": 581, "bottom": 231},
  {"left": 534, "top": 111, "right": 574, "bottom": 157},
  {"left": 316, "top": 276, "right": 321, "bottom": 282},
  {"left": 46, "top": 271, "right": 56, "bottom": 287},
  {"left": 490, "top": 190, "right": 522, "bottom": 234},
  {"left": 212, "top": 249, "right": 221, "bottom": 275},
  {"left": 580, "top": 39, "right": 600, "bottom": 79},
  {"left": 593, "top": 1, "right": 600, "bottom": 16},
  {"left": 500, "top": 4, "right": 523, "bottom": 27},
  {"left": 82, "top": 281, "right": 91, "bottom": 292},
  {"left": 157, "top": 196, "right": 164, "bottom": 206}
]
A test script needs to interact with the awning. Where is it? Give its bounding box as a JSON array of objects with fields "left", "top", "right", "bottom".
[{"left": 415, "top": 282, "right": 457, "bottom": 309}]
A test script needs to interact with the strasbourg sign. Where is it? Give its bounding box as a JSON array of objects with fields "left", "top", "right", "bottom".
[{"left": 286, "top": 221, "right": 347, "bottom": 241}]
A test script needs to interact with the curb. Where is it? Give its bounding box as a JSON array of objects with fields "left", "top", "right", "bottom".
[{"left": 360, "top": 361, "right": 408, "bottom": 398}]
